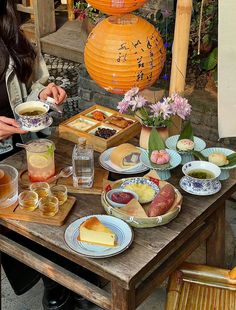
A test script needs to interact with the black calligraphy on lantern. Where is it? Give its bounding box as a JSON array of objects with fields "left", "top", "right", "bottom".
[
  {"left": 146, "top": 72, "right": 153, "bottom": 82},
  {"left": 136, "top": 71, "right": 144, "bottom": 81},
  {"left": 132, "top": 40, "right": 141, "bottom": 48},
  {"left": 137, "top": 56, "right": 144, "bottom": 68},
  {"left": 117, "top": 52, "right": 127, "bottom": 63},
  {"left": 118, "top": 43, "right": 129, "bottom": 51}
]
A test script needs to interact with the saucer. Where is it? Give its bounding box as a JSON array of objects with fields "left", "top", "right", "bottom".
[
  {"left": 179, "top": 176, "right": 221, "bottom": 196},
  {"left": 21, "top": 116, "right": 53, "bottom": 132}
]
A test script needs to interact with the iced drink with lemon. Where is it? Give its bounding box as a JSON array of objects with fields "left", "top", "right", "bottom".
[{"left": 26, "top": 139, "right": 55, "bottom": 182}]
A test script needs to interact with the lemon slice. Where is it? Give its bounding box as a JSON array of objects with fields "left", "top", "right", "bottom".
[{"left": 28, "top": 154, "right": 49, "bottom": 168}]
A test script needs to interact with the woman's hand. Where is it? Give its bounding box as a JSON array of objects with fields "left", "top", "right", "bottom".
[
  {"left": 39, "top": 83, "right": 67, "bottom": 105},
  {"left": 0, "top": 117, "right": 28, "bottom": 140}
]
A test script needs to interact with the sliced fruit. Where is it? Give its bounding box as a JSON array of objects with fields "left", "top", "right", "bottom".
[{"left": 28, "top": 154, "right": 49, "bottom": 168}]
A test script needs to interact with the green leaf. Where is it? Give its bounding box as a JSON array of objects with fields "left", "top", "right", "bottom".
[
  {"left": 202, "top": 48, "right": 218, "bottom": 71},
  {"left": 226, "top": 153, "right": 236, "bottom": 167},
  {"left": 178, "top": 120, "right": 194, "bottom": 142},
  {"left": 148, "top": 127, "right": 166, "bottom": 156},
  {"left": 192, "top": 150, "right": 207, "bottom": 161},
  {"left": 150, "top": 162, "right": 171, "bottom": 169}
]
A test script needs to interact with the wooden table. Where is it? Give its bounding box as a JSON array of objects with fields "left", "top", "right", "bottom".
[{"left": 1, "top": 137, "right": 236, "bottom": 310}]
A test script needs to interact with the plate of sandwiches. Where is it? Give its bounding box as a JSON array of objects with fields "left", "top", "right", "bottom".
[
  {"left": 64, "top": 215, "right": 133, "bottom": 258},
  {"left": 99, "top": 143, "right": 149, "bottom": 174}
]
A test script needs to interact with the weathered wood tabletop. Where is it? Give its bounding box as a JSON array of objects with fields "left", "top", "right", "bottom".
[{"left": 1, "top": 136, "right": 236, "bottom": 310}]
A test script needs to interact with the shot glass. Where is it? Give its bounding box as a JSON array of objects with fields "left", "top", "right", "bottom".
[
  {"left": 30, "top": 182, "right": 50, "bottom": 199},
  {"left": 18, "top": 190, "right": 38, "bottom": 211},
  {"left": 39, "top": 195, "right": 59, "bottom": 217},
  {"left": 50, "top": 185, "right": 67, "bottom": 206}
]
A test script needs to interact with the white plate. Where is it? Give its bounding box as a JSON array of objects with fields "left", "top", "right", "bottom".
[
  {"left": 21, "top": 116, "right": 53, "bottom": 132},
  {"left": 64, "top": 215, "right": 133, "bottom": 258},
  {"left": 201, "top": 147, "right": 236, "bottom": 170},
  {"left": 179, "top": 176, "right": 221, "bottom": 196},
  {"left": 99, "top": 147, "right": 149, "bottom": 175}
]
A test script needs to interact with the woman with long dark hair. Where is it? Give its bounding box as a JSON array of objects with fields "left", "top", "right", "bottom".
[
  {"left": 0, "top": 1, "right": 75, "bottom": 309},
  {"left": 0, "top": 0, "right": 66, "bottom": 158}
]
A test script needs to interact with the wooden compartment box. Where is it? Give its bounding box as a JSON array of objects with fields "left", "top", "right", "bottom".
[{"left": 59, "top": 105, "right": 141, "bottom": 152}]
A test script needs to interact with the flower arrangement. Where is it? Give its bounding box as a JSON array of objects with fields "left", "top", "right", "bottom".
[
  {"left": 74, "top": 1, "right": 105, "bottom": 23},
  {"left": 117, "top": 87, "right": 191, "bottom": 128}
]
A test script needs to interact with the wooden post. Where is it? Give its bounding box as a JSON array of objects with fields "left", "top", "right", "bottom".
[
  {"left": 67, "top": 0, "right": 75, "bottom": 21},
  {"left": 169, "top": 0, "right": 193, "bottom": 135},
  {"left": 33, "top": 0, "right": 56, "bottom": 49}
]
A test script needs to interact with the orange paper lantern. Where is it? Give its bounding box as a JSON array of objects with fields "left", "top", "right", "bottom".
[
  {"left": 84, "top": 14, "right": 166, "bottom": 94},
  {"left": 85, "top": 0, "right": 148, "bottom": 15}
]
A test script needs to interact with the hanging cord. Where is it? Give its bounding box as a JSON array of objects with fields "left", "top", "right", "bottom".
[{"left": 197, "top": 0, "right": 205, "bottom": 55}]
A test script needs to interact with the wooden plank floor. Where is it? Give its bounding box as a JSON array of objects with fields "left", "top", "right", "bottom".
[{"left": 40, "top": 20, "right": 86, "bottom": 63}]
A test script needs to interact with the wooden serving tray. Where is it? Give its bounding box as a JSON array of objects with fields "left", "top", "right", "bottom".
[
  {"left": 20, "top": 168, "right": 109, "bottom": 194},
  {"left": 101, "top": 179, "right": 183, "bottom": 228},
  {"left": 0, "top": 196, "right": 76, "bottom": 226},
  {"left": 59, "top": 104, "right": 141, "bottom": 152}
]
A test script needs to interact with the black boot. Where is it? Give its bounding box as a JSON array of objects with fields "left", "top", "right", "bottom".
[{"left": 42, "top": 276, "right": 74, "bottom": 310}]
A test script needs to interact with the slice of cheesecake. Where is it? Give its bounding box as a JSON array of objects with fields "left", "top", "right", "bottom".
[{"left": 78, "top": 217, "right": 116, "bottom": 247}]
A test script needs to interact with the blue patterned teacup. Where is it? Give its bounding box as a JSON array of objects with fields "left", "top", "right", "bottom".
[{"left": 15, "top": 101, "right": 50, "bottom": 131}]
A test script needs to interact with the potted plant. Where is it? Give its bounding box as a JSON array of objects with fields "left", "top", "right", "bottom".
[
  {"left": 74, "top": 1, "right": 105, "bottom": 34},
  {"left": 117, "top": 87, "right": 192, "bottom": 149}
]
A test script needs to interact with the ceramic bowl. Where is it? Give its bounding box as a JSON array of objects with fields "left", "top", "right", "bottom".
[
  {"left": 182, "top": 161, "right": 221, "bottom": 193},
  {"left": 15, "top": 101, "right": 50, "bottom": 131},
  {"left": 106, "top": 189, "right": 139, "bottom": 208}
]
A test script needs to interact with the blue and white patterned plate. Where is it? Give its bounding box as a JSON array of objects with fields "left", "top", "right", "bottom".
[
  {"left": 179, "top": 176, "right": 221, "bottom": 196},
  {"left": 99, "top": 146, "right": 149, "bottom": 175},
  {"left": 64, "top": 215, "right": 133, "bottom": 258}
]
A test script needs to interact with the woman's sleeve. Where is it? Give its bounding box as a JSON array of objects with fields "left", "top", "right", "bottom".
[{"left": 26, "top": 54, "right": 50, "bottom": 101}]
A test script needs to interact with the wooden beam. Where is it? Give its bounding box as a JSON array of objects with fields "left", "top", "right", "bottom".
[
  {"left": 169, "top": 0, "right": 193, "bottom": 135},
  {"left": 16, "top": 4, "right": 33, "bottom": 14},
  {"left": 67, "top": 0, "right": 75, "bottom": 21}
]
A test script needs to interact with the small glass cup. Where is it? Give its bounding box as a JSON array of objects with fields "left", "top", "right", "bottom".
[
  {"left": 18, "top": 190, "right": 38, "bottom": 211},
  {"left": 50, "top": 185, "right": 67, "bottom": 206},
  {"left": 30, "top": 182, "right": 50, "bottom": 199},
  {"left": 39, "top": 196, "right": 59, "bottom": 217},
  {"left": 0, "top": 164, "right": 18, "bottom": 208}
]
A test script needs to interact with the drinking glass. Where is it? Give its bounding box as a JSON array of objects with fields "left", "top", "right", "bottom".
[
  {"left": 0, "top": 164, "right": 18, "bottom": 208},
  {"left": 39, "top": 196, "right": 59, "bottom": 217},
  {"left": 30, "top": 182, "right": 50, "bottom": 199},
  {"left": 19, "top": 190, "right": 38, "bottom": 211},
  {"left": 26, "top": 139, "right": 55, "bottom": 182},
  {"left": 50, "top": 185, "right": 67, "bottom": 205}
]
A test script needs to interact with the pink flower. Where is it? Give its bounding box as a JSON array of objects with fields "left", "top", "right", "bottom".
[
  {"left": 129, "top": 95, "right": 147, "bottom": 111},
  {"left": 170, "top": 94, "right": 192, "bottom": 120},
  {"left": 124, "top": 87, "right": 139, "bottom": 101},
  {"left": 117, "top": 100, "right": 130, "bottom": 113},
  {"left": 150, "top": 97, "right": 172, "bottom": 120}
]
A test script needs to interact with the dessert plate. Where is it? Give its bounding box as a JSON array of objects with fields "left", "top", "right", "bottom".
[
  {"left": 140, "top": 149, "right": 181, "bottom": 180},
  {"left": 99, "top": 147, "right": 149, "bottom": 174},
  {"left": 64, "top": 214, "right": 133, "bottom": 258},
  {"left": 165, "top": 135, "right": 206, "bottom": 165},
  {"left": 21, "top": 116, "right": 53, "bottom": 132},
  {"left": 201, "top": 147, "right": 236, "bottom": 180},
  {"left": 179, "top": 176, "right": 221, "bottom": 196}
]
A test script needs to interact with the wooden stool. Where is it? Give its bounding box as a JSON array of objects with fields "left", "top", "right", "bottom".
[{"left": 166, "top": 262, "right": 236, "bottom": 309}]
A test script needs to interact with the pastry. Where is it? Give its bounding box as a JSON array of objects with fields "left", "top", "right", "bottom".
[
  {"left": 68, "top": 119, "right": 93, "bottom": 131},
  {"left": 150, "top": 150, "right": 170, "bottom": 165},
  {"left": 208, "top": 152, "right": 229, "bottom": 167},
  {"left": 176, "top": 139, "right": 195, "bottom": 151},
  {"left": 124, "top": 183, "right": 155, "bottom": 204},
  {"left": 110, "top": 143, "right": 141, "bottom": 168},
  {"left": 108, "top": 116, "right": 133, "bottom": 129},
  {"left": 79, "top": 217, "right": 116, "bottom": 247}
]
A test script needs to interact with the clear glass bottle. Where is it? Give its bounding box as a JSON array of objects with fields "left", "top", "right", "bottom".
[{"left": 72, "top": 138, "right": 94, "bottom": 188}]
